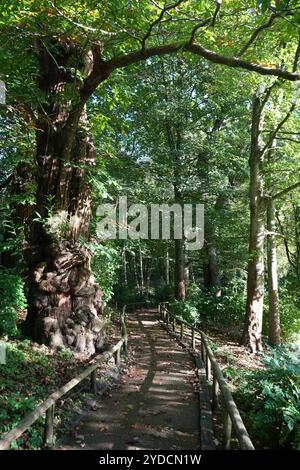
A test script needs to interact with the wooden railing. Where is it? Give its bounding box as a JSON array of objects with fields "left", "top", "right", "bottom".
[
  {"left": 158, "top": 303, "right": 255, "bottom": 451},
  {"left": 0, "top": 310, "right": 128, "bottom": 450},
  {"left": 0, "top": 302, "right": 254, "bottom": 451}
]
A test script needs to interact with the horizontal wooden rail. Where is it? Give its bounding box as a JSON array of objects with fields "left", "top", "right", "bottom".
[
  {"left": 0, "top": 311, "right": 128, "bottom": 450},
  {"left": 158, "top": 302, "right": 254, "bottom": 451}
]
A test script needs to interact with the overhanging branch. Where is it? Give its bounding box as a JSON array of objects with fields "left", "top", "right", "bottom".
[
  {"left": 105, "top": 41, "right": 299, "bottom": 81},
  {"left": 79, "top": 39, "right": 299, "bottom": 110}
]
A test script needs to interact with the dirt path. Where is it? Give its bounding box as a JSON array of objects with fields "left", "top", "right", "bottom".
[{"left": 60, "top": 309, "right": 200, "bottom": 450}]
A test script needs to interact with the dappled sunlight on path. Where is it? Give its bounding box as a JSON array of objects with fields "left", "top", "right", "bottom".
[{"left": 60, "top": 309, "right": 200, "bottom": 450}]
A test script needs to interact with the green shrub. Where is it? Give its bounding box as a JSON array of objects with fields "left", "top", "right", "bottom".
[
  {"left": 232, "top": 347, "right": 300, "bottom": 449},
  {"left": 0, "top": 268, "right": 26, "bottom": 337},
  {"left": 86, "top": 242, "right": 120, "bottom": 306},
  {"left": 155, "top": 283, "right": 174, "bottom": 303},
  {"left": 278, "top": 287, "right": 300, "bottom": 342},
  {"left": 169, "top": 300, "right": 199, "bottom": 325},
  {"left": 187, "top": 284, "right": 245, "bottom": 327},
  {"left": 114, "top": 284, "right": 149, "bottom": 306}
]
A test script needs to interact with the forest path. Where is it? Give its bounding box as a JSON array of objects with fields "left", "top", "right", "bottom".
[{"left": 60, "top": 309, "right": 200, "bottom": 450}]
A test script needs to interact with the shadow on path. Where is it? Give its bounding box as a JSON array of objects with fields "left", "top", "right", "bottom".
[{"left": 60, "top": 309, "right": 200, "bottom": 450}]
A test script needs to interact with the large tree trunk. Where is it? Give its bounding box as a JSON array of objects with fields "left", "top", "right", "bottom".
[
  {"left": 242, "top": 88, "right": 266, "bottom": 353},
  {"left": 267, "top": 198, "right": 281, "bottom": 345},
  {"left": 202, "top": 194, "right": 225, "bottom": 296},
  {"left": 22, "top": 41, "right": 105, "bottom": 355},
  {"left": 203, "top": 241, "right": 221, "bottom": 294}
]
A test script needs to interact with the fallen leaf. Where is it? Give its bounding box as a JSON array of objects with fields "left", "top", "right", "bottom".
[{"left": 99, "top": 425, "right": 109, "bottom": 432}]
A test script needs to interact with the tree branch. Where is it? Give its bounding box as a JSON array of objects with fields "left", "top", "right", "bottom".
[
  {"left": 48, "top": 1, "right": 115, "bottom": 36},
  {"left": 272, "top": 180, "right": 300, "bottom": 200},
  {"left": 276, "top": 212, "right": 297, "bottom": 269},
  {"left": 105, "top": 41, "right": 300, "bottom": 81},
  {"left": 261, "top": 104, "right": 296, "bottom": 155},
  {"left": 293, "top": 34, "right": 300, "bottom": 72},
  {"left": 275, "top": 136, "right": 300, "bottom": 144},
  {"left": 237, "top": 12, "right": 281, "bottom": 57},
  {"left": 141, "top": 0, "right": 187, "bottom": 50},
  {"left": 0, "top": 173, "right": 14, "bottom": 190},
  {"left": 78, "top": 38, "right": 299, "bottom": 110},
  {"left": 188, "top": 18, "right": 211, "bottom": 44},
  {"left": 211, "top": 0, "right": 222, "bottom": 27}
]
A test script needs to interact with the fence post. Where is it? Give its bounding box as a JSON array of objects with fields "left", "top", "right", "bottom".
[
  {"left": 90, "top": 370, "right": 97, "bottom": 395},
  {"left": 206, "top": 356, "right": 212, "bottom": 381},
  {"left": 114, "top": 347, "right": 121, "bottom": 366},
  {"left": 212, "top": 373, "right": 219, "bottom": 410},
  {"left": 44, "top": 404, "right": 55, "bottom": 448},
  {"left": 123, "top": 337, "right": 128, "bottom": 355},
  {"left": 201, "top": 338, "right": 206, "bottom": 363},
  {"left": 166, "top": 311, "right": 169, "bottom": 326},
  {"left": 180, "top": 323, "right": 184, "bottom": 339},
  {"left": 172, "top": 317, "right": 176, "bottom": 332},
  {"left": 223, "top": 410, "right": 232, "bottom": 450},
  {"left": 191, "top": 326, "right": 195, "bottom": 349}
]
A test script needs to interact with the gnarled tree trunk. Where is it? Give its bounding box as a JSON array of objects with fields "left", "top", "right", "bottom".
[{"left": 22, "top": 40, "right": 105, "bottom": 355}]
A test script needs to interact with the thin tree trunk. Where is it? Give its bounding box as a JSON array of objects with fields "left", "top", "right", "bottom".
[
  {"left": 242, "top": 88, "right": 266, "bottom": 353},
  {"left": 184, "top": 238, "right": 190, "bottom": 284},
  {"left": 146, "top": 258, "right": 152, "bottom": 295},
  {"left": 267, "top": 197, "right": 281, "bottom": 345},
  {"left": 174, "top": 238, "right": 186, "bottom": 300},
  {"left": 208, "top": 242, "right": 221, "bottom": 296},
  {"left": 139, "top": 247, "right": 144, "bottom": 291},
  {"left": 122, "top": 245, "right": 127, "bottom": 284},
  {"left": 133, "top": 252, "right": 140, "bottom": 289},
  {"left": 166, "top": 248, "right": 170, "bottom": 284}
]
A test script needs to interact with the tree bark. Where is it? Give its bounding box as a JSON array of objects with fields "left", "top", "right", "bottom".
[
  {"left": 122, "top": 245, "right": 127, "bottom": 285},
  {"left": 139, "top": 247, "right": 144, "bottom": 291},
  {"left": 242, "top": 88, "right": 266, "bottom": 353},
  {"left": 202, "top": 194, "right": 225, "bottom": 296},
  {"left": 174, "top": 238, "right": 186, "bottom": 300},
  {"left": 184, "top": 238, "right": 190, "bottom": 285},
  {"left": 267, "top": 197, "right": 281, "bottom": 345},
  {"left": 166, "top": 248, "right": 170, "bottom": 284},
  {"left": 22, "top": 40, "right": 105, "bottom": 355},
  {"left": 133, "top": 252, "right": 140, "bottom": 289},
  {"left": 202, "top": 241, "right": 221, "bottom": 296}
]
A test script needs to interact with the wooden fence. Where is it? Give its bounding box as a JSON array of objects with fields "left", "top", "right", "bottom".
[
  {"left": 0, "top": 302, "right": 254, "bottom": 451},
  {"left": 158, "top": 302, "right": 255, "bottom": 450},
  {"left": 0, "top": 310, "right": 128, "bottom": 450}
]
